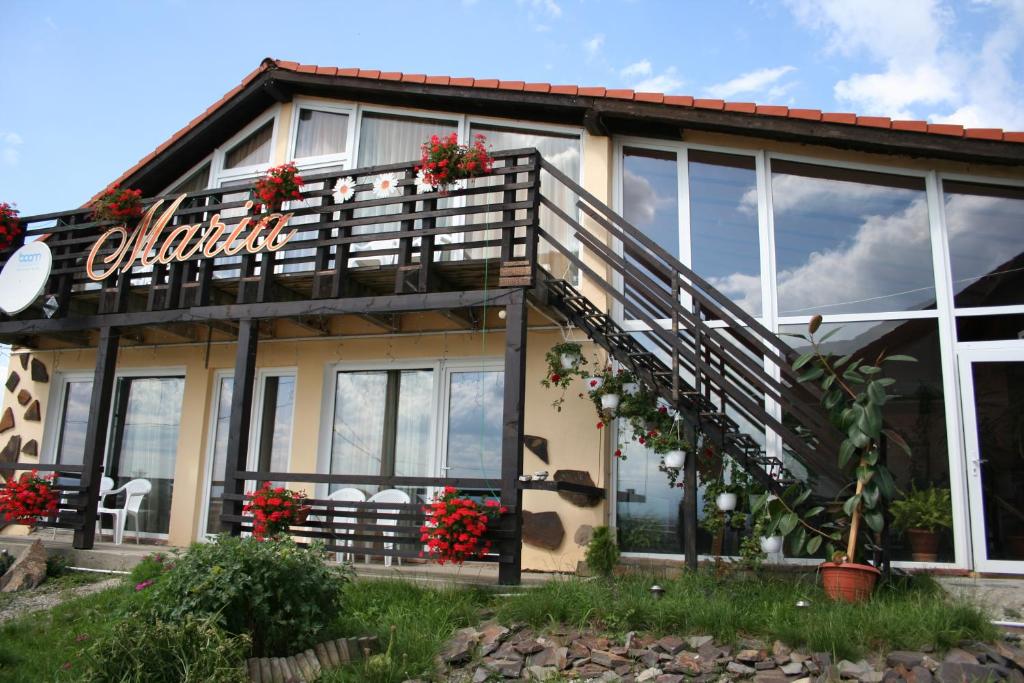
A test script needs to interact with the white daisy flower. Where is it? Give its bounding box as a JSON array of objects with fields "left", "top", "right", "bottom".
[
  {"left": 372, "top": 173, "right": 401, "bottom": 198},
  {"left": 415, "top": 169, "right": 436, "bottom": 194},
  {"left": 332, "top": 177, "right": 356, "bottom": 204}
]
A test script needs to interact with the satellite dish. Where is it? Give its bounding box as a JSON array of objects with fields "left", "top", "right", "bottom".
[{"left": 0, "top": 241, "right": 53, "bottom": 315}]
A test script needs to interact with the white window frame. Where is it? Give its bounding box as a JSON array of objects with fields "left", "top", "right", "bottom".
[
  {"left": 41, "top": 371, "right": 95, "bottom": 467},
  {"left": 286, "top": 97, "right": 357, "bottom": 172},
  {"left": 212, "top": 105, "right": 282, "bottom": 185},
  {"left": 196, "top": 369, "right": 233, "bottom": 540},
  {"left": 246, "top": 367, "right": 297, "bottom": 487}
]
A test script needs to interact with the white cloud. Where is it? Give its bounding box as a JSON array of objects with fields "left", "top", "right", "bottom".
[
  {"left": 633, "top": 67, "right": 684, "bottom": 94},
  {"left": 620, "top": 60, "right": 652, "bottom": 78},
  {"left": 1, "top": 131, "right": 22, "bottom": 167},
  {"left": 705, "top": 65, "right": 797, "bottom": 99},
  {"left": 583, "top": 33, "right": 605, "bottom": 60},
  {"left": 785, "top": 0, "right": 1024, "bottom": 128},
  {"left": 518, "top": 0, "right": 562, "bottom": 17}
]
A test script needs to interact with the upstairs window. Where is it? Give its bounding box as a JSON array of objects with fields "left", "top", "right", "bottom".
[
  {"left": 294, "top": 108, "right": 350, "bottom": 159},
  {"left": 223, "top": 121, "right": 273, "bottom": 171}
]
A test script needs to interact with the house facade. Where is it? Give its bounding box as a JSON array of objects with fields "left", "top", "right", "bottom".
[{"left": 1, "top": 58, "right": 1022, "bottom": 579}]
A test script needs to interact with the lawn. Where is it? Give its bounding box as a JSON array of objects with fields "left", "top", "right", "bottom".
[{"left": 0, "top": 566, "right": 997, "bottom": 683}]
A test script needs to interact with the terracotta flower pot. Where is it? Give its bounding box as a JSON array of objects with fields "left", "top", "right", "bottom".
[
  {"left": 819, "top": 562, "right": 880, "bottom": 603},
  {"left": 905, "top": 528, "right": 940, "bottom": 562}
]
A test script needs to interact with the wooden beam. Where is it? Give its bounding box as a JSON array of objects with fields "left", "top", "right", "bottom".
[
  {"left": 73, "top": 327, "right": 119, "bottom": 549},
  {"left": 222, "top": 319, "right": 259, "bottom": 534},
  {"left": 498, "top": 289, "right": 527, "bottom": 586},
  {"left": 683, "top": 423, "right": 698, "bottom": 571}
]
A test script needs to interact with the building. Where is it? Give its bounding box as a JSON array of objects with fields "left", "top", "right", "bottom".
[{"left": 1, "top": 58, "right": 1022, "bottom": 581}]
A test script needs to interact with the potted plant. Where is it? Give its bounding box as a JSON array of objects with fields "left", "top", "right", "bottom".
[
  {"left": 650, "top": 426, "right": 689, "bottom": 486},
  {"left": 0, "top": 202, "right": 22, "bottom": 252},
  {"left": 759, "top": 314, "right": 915, "bottom": 602},
  {"left": 252, "top": 162, "right": 304, "bottom": 213},
  {"left": 891, "top": 485, "right": 952, "bottom": 561},
  {"left": 586, "top": 367, "right": 634, "bottom": 417},
  {"left": 241, "top": 482, "right": 310, "bottom": 540},
  {"left": 419, "top": 486, "right": 506, "bottom": 565},
  {"left": 416, "top": 133, "right": 494, "bottom": 193},
  {"left": 0, "top": 470, "right": 59, "bottom": 527},
  {"left": 541, "top": 342, "right": 590, "bottom": 411}
]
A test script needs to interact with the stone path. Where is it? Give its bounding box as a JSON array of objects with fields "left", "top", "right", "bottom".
[
  {"left": 427, "top": 623, "right": 1024, "bottom": 682},
  {"left": 0, "top": 576, "right": 119, "bottom": 625}
]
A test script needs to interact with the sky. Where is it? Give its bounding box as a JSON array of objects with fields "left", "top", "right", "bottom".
[{"left": 1, "top": 0, "right": 1023, "bottom": 374}]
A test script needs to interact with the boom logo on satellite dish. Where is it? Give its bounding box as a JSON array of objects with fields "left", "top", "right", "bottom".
[
  {"left": 85, "top": 194, "right": 297, "bottom": 282},
  {"left": 0, "top": 240, "right": 53, "bottom": 315}
]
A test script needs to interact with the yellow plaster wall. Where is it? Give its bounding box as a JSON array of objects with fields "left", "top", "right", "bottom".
[{"left": 0, "top": 352, "right": 50, "bottom": 537}]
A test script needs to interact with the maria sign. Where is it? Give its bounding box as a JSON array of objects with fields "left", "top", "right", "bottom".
[{"left": 85, "top": 194, "right": 297, "bottom": 282}]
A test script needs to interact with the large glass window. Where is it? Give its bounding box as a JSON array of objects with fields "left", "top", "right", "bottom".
[
  {"left": 294, "top": 108, "right": 349, "bottom": 159},
  {"left": 944, "top": 180, "right": 1024, "bottom": 309},
  {"left": 204, "top": 376, "right": 233, "bottom": 536},
  {"left": 443, "top": 369, "right": 504, "bottom": 484},
  {"left": 54, "top": 380, "right": 92, "bottom": 466},
  {"left": 223, "top": 121, "right": 273, "bottom": 170},
  {"left": 772, "top": 161, "right": 934, "bottom": 316},
  {"left": 328, "top": 369, "right": 433, "bottom": 498},
  {"left": 623, "top": 147, "right": 679, "bottom": 257},
  {"left": 253, "top": 374, "right": 295, "bottom": 481},
  {"left": 689, "top": 151, "right": 762, "bottom": 317},
  {"left": 104, "top": 376, "right": 186, "bottom": 536},
  {"left": 781, "top": 319, "right": 951, "bottom": 563}
]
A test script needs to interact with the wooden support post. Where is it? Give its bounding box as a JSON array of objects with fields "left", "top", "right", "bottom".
[
  {"left": 500, "top": 155, "right": 518, "bottom": 262},
  {"left": 499, "top": 289, "right": 527, "bottom": 585},
  {"left": 683, "top": 421, "right": 699, "bottom": 571},
  {"left": 393, "top": 170, "right": 418, "bottom": 294},
  {"left": 222, "top": 318, "right": 259, "bottom": 534},
  {"left": 73, "top": 326, "right": 120, "bottom": 549}
]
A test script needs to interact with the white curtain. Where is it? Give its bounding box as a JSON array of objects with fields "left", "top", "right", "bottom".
[
  {"left": 205, "top": 377, "right": 233, "bottom": 535},
  {"left": 329, "top": 372, "right": 388, "bottom": 488},
  {"left": 224, "top": 122, "right": 272, "bottom": 170},
  {"left": 294, "top": 109, "right": 349, "bottom": 158}
]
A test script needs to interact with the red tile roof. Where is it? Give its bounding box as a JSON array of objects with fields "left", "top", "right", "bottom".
[{"left": 97, "top": 57, "right": 1024, "bottom": 202}]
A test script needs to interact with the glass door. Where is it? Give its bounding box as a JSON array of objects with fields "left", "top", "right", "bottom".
[
  {"left": 958, "top": 345, "right": 1024, "bottom": 573},
  {"left": 439, "top": 365, "right": 504, "bottom": 497}
]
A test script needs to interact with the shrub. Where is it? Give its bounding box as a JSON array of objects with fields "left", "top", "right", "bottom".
[
  {"left": 149, "top": 535, "right": 348, "bottom": 656},
  {"left": 891, "top": 486, "right": 953, "bottom": 533},
  {"left": 585, "top": 526, "right": 620, "bottom": 578},
  {"left": 78, "top": 611, "right": 249, "bottom": 683}
]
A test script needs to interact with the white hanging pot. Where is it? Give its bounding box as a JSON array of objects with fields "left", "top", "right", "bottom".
[
  {"left": 622, "top": 382, "right": 639, "bottom": 396},
  {"left": 715, "top": 492, "right": 738, "bottom": 512},
  {"left": 587, "top": 377, "right": 604, "bottom": 392},
  {"left": 760, "top": 535, "right": 784, "bottom": 554},
  {"left": 600, "top": 394, "right": 620, "bottom": 412},
  {"left": 560, "top": 353, "right": 580, "bottom": 370},
  {"left": 663, "top": 449, "right": 685, "bottom": 469}
]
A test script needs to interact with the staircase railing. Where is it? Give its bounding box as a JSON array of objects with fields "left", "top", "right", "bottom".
[{"left": 533, "top": 158, "right": 846, "bottom": 493}]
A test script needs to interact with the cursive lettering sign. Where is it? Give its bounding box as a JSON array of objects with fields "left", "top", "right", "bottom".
[{"left": 85, "top": 194, "right": 297, "bottom": 282}]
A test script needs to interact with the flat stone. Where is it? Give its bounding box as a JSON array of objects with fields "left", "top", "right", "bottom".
[
  {"left": 995, "top": 642, "right": 1024, "bottom": 670},
  {"left": 5, "top": 372, "right": 19, "bottom": 393},
  {"left": 30, "top": 358, "right": 48, "bottom": 383},
  {"left": 23, "top": 400, "right": 40, "bottom": 422},
  {"left": 773, "top": 642, "right": 793, "bottom": 658},
  {"left": 514, "top": 640, "right": 544, "bottom": 656},
  {"left": 480, "top": 621, "right": 510, "bottom": 647},
  {"left": 838, "top": 660, "right": 871, "bottom": 678},
  {"left": 441, "top": 628, "right": 480, "bottom": 664},
  {"left": 576, "top": 663, "right": 612, "bottom": 677},
  {"left": 754, "top": 671, "right": 791, "bottom": 683},
  {"left": 554, "top": 469, "right": 602, "bottom": 507},
  {"left": 656, "top": 676, "right": 686, "bottom": 683},
  {"left": 792, "top": 653, "right": 810, "bottom": 664},
  {"left": 0, "top": 540, "right": 48, "bottom": 592},
  {"left": 728, "top": 661, "right": 757, "bottom": 676},
  {"left": 888, "top": 653, "right": 926, "bottom": 670},
  {"left": 16, "top": 389, "right": 30, "bottom": 406},
  {"left": 575, "top": 525, "right": 595, "bottom": 546},
  {"left": 0, "top": 435, "right": 22, "bottom": 482},
  {"left": 20, "top": 439, "right": 37, "bottom": 457},
  {"left": 525, "top": 665, "right": 557, "bottom": 680},
  {"left": 638, "top": 651, "right": 661, "bottom": 668},
  {"left": 17, "top": 354, "right": 28, "bottom": 371},
  {"left": 857, "top": 672, "right": 884, "bottom": 683},
  {"left": 637, "top": 668, "right": 663, "bottom": 682},
  {"left": 471, "top": 666, "right": 491, "bottom": 683},
  {"left": 485, "top": 659, "right": 523, "bottom": 678},
  {"left": 882, "top": 670, "right": 905, "bottom": 683},
  {"left": 529, "top": 646, "right": 568, "bottom": 670},
  {"left": 665, "top": 654, "right": 701, "bottom": 676},
  {"left": 592, "top": 650, "right": 630, "bottom": 668},
  {"left": 921, "top": 657, "right": 940, "bottom": 672},
  {"left": 521, "top": 511, "right": 565, "bottom": 550},
  {"left": 935, "top": 662, "right": 998, "bottom": 683},
  {"left": 738, "top": 649, "right": 765, "bottom": 663},
  {"left": 523, "top": 435, "right": 549, "bottom": 463},
  {"left": 689, "top": 636, "right": 715, "bottom": 650},
  {"left": 0, "top": 407, "right": 13, "bottom": 434},
  {"left": 942, "top": 650, "right": 978, "bottom": 666},
  {"left": 755, "top": 660, "right": 777, "bottom": 670},
  {"left": 657, "top": 636, "right": 687, "bottom": 656},
  {"left": 908, "top": 666, "right": 933, "bottom": 683},
  {"left": 782, "top": 662, "right": 804, "bottom": 675}
]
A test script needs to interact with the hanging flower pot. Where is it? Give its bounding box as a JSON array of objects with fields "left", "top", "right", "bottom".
[
  {"left": 587, "top": 376, "right": 604, "bottom": 391},
  {"left": 560, "top": 352, "right": 580, "bottom": 369},
  {"left": 715, "top": 492, "right": 738, "bottom": 512},
  {"left": 622, "top": 382, "right": 639, "bottom": 396},
  {"left": 663, "top": 449, "right": 685, "bottom": 469},
  {"left": 760, "top": 535, "right": 784, "bottom": 554},
  {"left": 600, "top": 393, "right": 621, "bottom": 413}
]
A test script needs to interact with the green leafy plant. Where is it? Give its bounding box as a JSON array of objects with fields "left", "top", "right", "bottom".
[
  {"left": 891, "top": 486, "right": 953, "bottom": 534},
  {"left": 701, "top": 455, "right": 755, "bottom": 540},
  {"left": 541, "top": 341, "right": 590, "bottom": 411},
  {"left": 148, "top": 535, "right": 349, "bottom": 657},
  {"left": 762, "top": 314, "right": 916, "bottom": 562},
  {"left": 78, "top": 612, "right": 249, "bottom": 683},
  {"left": 585, "top": 525, "right": 620, "bottom": 578}
]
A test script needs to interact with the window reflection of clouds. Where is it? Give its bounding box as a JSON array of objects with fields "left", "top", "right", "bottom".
[
  {"left": 394, "top": 371, "right": 433, "bottom": 478},
  {"left": 331, "top": 372, "right": 388, "bottom": 475},
  {"left": 268, "top": 377, "right": 294, "bottom": 472},
  {"left": 769, "top": 167, "right": 935, "bottom": 316},
  {"left": 56, "top": 381, "right": 92, "bottom": 466},
  {"left": 119, "top": 378, "right": 185, "bottom": 480},
  {"left": 622, "top": 149, "right": 679, "bottom": 256},
  {"left": 944, "top": 184, "right": 1024, "bottom": 308},
  {"left": 445, "top": 371, "right": 503, "bottom": 480}
]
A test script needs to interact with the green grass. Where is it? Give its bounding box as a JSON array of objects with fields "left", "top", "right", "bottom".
[
  {"left": 0, "top": 578, "right": 139, "bottom": 682},
  {"left": 0, "top": 571, "right": 999, "bottom": 682},
  {"left": 493, "top": 571, "right": 997, "bottom": 660}
]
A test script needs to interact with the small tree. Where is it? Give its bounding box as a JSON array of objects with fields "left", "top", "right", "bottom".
[{"left": 585, "top": 526, "right": 620, "bottom": 578}]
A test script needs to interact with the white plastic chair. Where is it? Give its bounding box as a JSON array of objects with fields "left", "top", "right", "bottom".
[
  {"left": 97, "top": 478, "right": 151, "bottom": 545},
  {"left": 51, "top": 476, "right": 114, "bottom": 540},
  {"left": 366, "top": 489, "right": 410, "bottom": 568},
  {"left": 325, "top": 488, "right": 365, "bottom": 563}
]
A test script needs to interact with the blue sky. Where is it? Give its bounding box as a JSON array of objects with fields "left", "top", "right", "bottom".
[{"left": 2, "top": 0, "right": 1023, "bottom": 218}]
